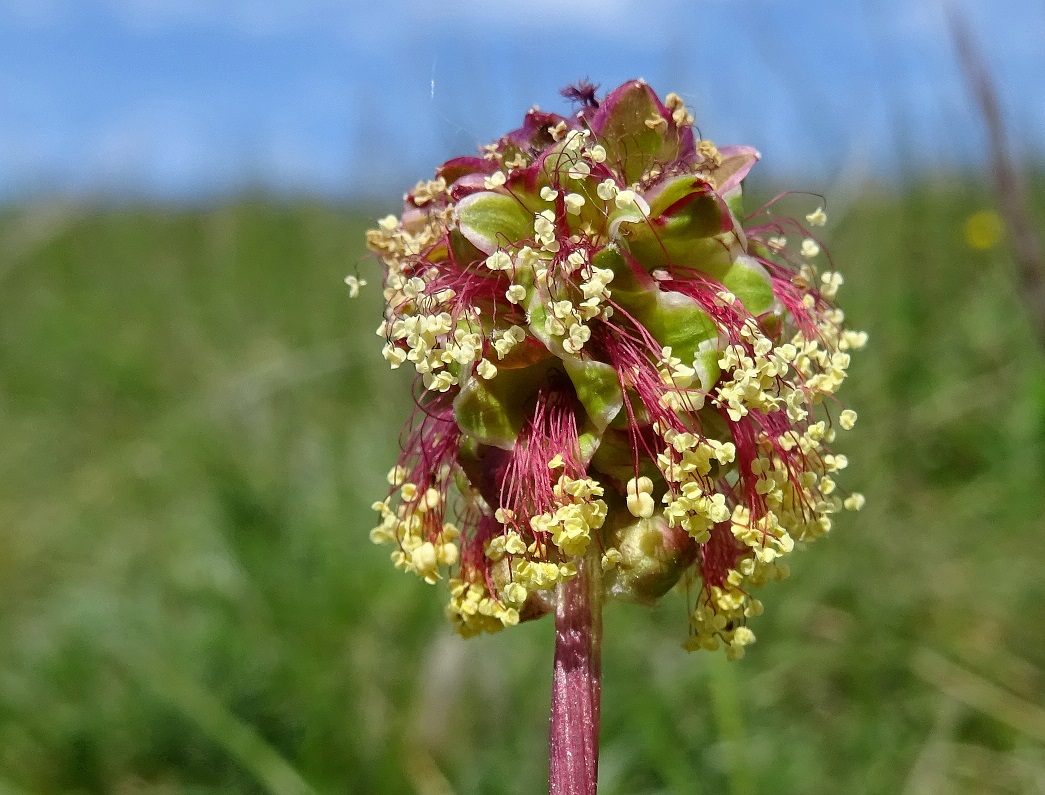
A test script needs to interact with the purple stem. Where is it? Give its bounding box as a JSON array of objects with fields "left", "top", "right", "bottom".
[{"left": 549, "top": 552, "right": 602, "bottom": 795}]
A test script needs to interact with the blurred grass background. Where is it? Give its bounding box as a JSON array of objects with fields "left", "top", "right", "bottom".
[{"left": 1, "top": 176, "right": 1044, "bottom": 794}]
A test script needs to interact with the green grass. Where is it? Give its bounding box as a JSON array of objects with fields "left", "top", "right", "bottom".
[{"left": 0, "top": 181, "right": 1043, "bottom": 794}]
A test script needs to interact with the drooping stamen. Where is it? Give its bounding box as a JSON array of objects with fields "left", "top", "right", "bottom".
[{"left": 498, "top": 377, "right": 585, "bottom": 538}]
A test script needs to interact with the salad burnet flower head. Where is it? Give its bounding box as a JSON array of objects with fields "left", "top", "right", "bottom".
[{"left": 363, "top": 79, "right": 866, "bottom": 660}]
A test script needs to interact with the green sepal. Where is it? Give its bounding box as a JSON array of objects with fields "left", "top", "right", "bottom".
[
  {"left": 590, "top": 428, "right": 659, "bottom": 485},
  {"left": 712, "top": 254, "right": 774, "bottom": 316},
  {"left": 591, "top": 244, "right": 649, "bottom": 303},
  {"left": 453, "top": 358, "right": 557, "bottom": 449},
  {"left": 603, "top": 510, "right": 697, "bottom": 606},
  {"left": 577, "top": 428, "right": 601, "bottom": 465},
  {"left": 608, "top": 177, "right": 773, "bottom": 317},
  {"left": 595, "top": 244, "right": 726, "bottom": 397},
  {"left": 612, "top": 287, "right": 721, "bottom": 389},
  {"left": 562, "top": 356, "right": 623, "bottom": 432},
  {"left": 456, "top": 191, "right": 533, "bottom": 254},
  {"left": 611, "top": 184, "right": 736, "bottom": 274},
  {"left": 449, "top": 227, "right": 484, "bottom": 268},
  {"left": 722, "top": 184, "right": 745, "bottom": 220},
  {"left": 595, "top": 82, "right": 680, "bottom": 185}
]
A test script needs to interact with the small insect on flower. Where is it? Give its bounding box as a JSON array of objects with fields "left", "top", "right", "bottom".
[{"left": 363, "top": 79, "right": 866, "bottom": 656}]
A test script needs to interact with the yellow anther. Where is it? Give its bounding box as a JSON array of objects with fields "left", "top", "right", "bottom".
[
  {"left": 485, "top": 250, "right": 513, "bottom": 271},
  {"left": 843, "top": 493, "right": 866, "bottom": 511},
  {"left": 805, "top": 207, "right": 827, "bottom": 227},
  {"left": 476, "top": 359, "right": 498, "bottom": 379},
  {"left": 344, "top": 275, "right": 367, "bottom": 297},
  {"left": 483, "top": 171, "right": 507, "bottom": 189},
  {"left": 564, "top": 193, "right": 586, "bottom": 214}
]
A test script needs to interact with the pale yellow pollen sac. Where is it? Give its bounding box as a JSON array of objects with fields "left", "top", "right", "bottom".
[
  {"left": 768, "top": 235, "right": 787, "bottom": 251},
  {"left": 840, "top": 330, "right": 869, "bottom": 350},
  {"left": 800, "top": 238, "right": 821, "bottom": 259},
  {"left": 377, "top": 214, "right": 398, "bottom": 231},
  {"left": 614, "top": 190, "right": 650, "bottom": 215},
  {"left": 540, "top": 186, "right": 559, "bottom": 202},
  {"left": 645, "top": 114, "right": 668, "bottom": 131},
  {"left": 665, "top": 93, "right": 695, "bottom": 127},
  {"left": 569, "top": 161, "right": 591, "bottom": 179},
  {"left": 548, "top": 454, "right": 565, "bottom": 469},
  {"left": 505, "top": 532, "right": 527, "bottom": 555},
  {"left": 838, "top": 409, "right": 858, "bottom": 430},
  {"left": 844, "top": 493, "right": 866, "bottom": 511},
  {"left": 382, "top": 343, "right": 407, "bottom": 368},
  {"left": 516, "top": 245, "right": 540, "bottom": 270},
  {"left": 821, "top": 271, "right": 844, "bottom": 299},
  {"left": 502, "top": 581, "right": 528, "bottom": 605},
  {"left": 505, "top": 284, "right": 527, "bottom": 304},
  {"left": 416, "top": 487, "right": 441, "bottom": 513},
  {"left": 566, "top": 249, "right": 588, "bottom": 272},
  {"left": 588, "top": 144, "right": 607, "bottom": 163},
  {"left": 806, "top": 206, "right": 828, "bottom": 227},
  {"left": 552, "top": 299, "right": 575, "bottom": 320},
  {"left": 422, "top": 370, "right": 457, "bottom": 392},
  {"left": 626, "top": 476, "right": 656, "bottom": 518},
  {"left": 564, "top": 193, "right": 586, "bottom": 215},
  {"left": 601, "top": 547, "right": 622, "bottom": 570},
  {"left": 386, "top": 465, "right": 409, "bottom": 486},
  {"left": 401, "top": 276, "right": 427, "bottom": 299},
  {"left": 534, "top": 209, "right": 559, "bottom": 251},
  {"left": 697, "top": 140, "right": 723, "bottom": 166},
  {"left": 549, "top": 120, "right": 568, "bottom": 141},
  {"left": 485, "top": 535, "right": 507, "bottom": 561},
  {"left": 344, "top": 275, "right": 367, "bottom": 298},
  {"left": 483, "top": 171, "right": 507, "bottom": 190},
  {"left": 716, "top": 290, "right": 737, "bottom": 306},
  {"left": 732, "top": 626, "right": 756, "bottom": 646},
  {"left": 438, "top": 542, "right": 459, "bottom": 567},
  {"left": 596, "top": 179, "right": 619, "bottom": 201},
  {"left": 485, "top": 250, "right": 513, "bottom": 271},
  {"left": 562, "top": 129, "right": 589, "bottom": 151},
  {"left": 659, "top": 347, "right": 696, "bottom": 389},
  {"left": 412, "top": 541, "right": 440, "bottom": 584},
  {"left": 477, "top": 359, "right": 498, "bottom": 379},
  {"left": 562, "top": 323, "right": 591, "bottom": 354},
  {"left": 726, "top": 626, "right": 756, "bottom": 660}
]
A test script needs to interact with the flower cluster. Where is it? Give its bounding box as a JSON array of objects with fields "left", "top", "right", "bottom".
[{"left": 364, "top": 80, "right": 865, "bottom": 657}]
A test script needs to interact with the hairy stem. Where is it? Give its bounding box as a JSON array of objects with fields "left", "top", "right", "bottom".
[{"left": 549, "top": 550, "right": 603, "bottom": 795}]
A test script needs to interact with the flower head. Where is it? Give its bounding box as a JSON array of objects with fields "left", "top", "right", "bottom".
[{"left": 365, "top": 80, "right": 866, "bottom": 657}]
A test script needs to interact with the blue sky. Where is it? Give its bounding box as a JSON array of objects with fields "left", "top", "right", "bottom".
[{"left": 1, "top": 0, "right": 1043, "bottom": 202}]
